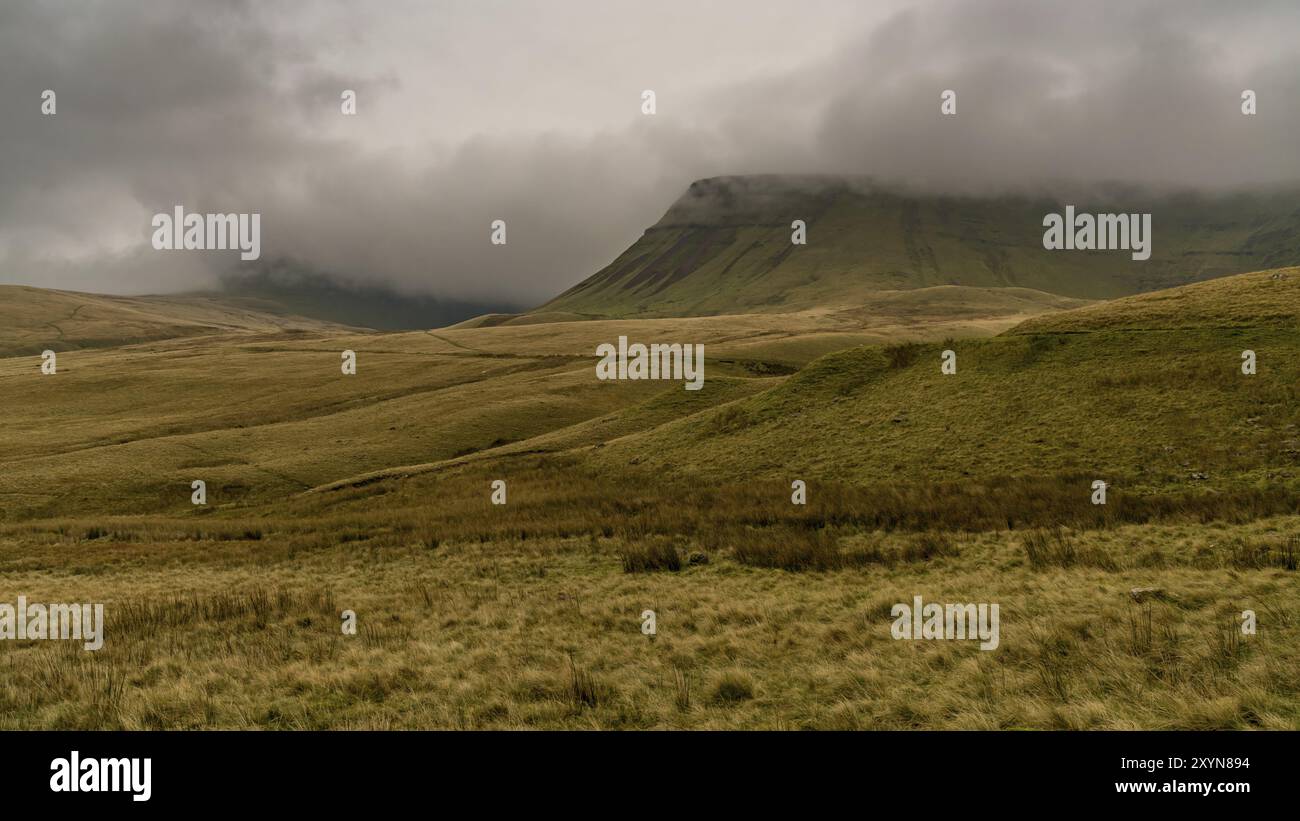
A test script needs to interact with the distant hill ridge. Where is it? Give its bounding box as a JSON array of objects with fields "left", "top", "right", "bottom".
[
  {"left": 0, "top": 285, "right": 357, "bottom": 356},
  {"left": 539, "top": 175, "right": 1300, "bottom": 318}
]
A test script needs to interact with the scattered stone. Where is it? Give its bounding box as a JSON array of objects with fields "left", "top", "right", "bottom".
[{"left": 1129, "top": 586, "right": 1168, "bottom": 603}]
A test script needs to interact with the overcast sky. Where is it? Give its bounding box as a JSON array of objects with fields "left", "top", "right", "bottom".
[{"left": 2, "top": 0, "right": 1298, "bottom": 304}]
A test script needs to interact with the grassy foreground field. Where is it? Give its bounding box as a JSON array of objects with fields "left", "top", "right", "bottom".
[
  {"left": 2, "top": 461, "right": 1296, "bottom": 729},
  {"left": 0, "top": 271, "right": 1296, "bottom": 729}
]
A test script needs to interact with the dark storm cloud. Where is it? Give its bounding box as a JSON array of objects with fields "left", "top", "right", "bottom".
[{"left": 1, "top": 0, "right": 1297, "bottom": 303}]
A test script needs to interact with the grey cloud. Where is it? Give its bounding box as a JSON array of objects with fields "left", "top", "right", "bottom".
[{"left": 1, "top": 0, "right": 1298, "bottom": 305}]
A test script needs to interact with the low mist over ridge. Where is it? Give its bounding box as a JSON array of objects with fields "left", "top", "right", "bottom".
[{"left": 218, "top": 268, "right": 519, "bottom": 331}]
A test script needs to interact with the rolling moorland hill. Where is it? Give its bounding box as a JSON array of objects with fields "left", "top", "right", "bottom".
[
  {"left": 1010, "top": 266, "right": 1299, "bottom": 334},
  {"left": 0, "top": 304, "right": 894, "bottom": 519},
  {"left": 538, "top": 176, "right": 1300, "bottom": 318},
  {"left": 0, "top": 275, "right": 1088, "bottom": 520},
  {"left": 0, "top": 284, "right": 359, "bottom": 356},
  {"left": 589, "top": 267, "right": 1300, "bottom": 499}
]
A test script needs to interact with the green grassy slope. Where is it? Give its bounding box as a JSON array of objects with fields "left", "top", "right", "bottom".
[
  {"left": 2, "top": 304, "right": 907, "bottom": 519},
  {"left": 540, "top": 176, "right": 1300, "bottom": 317},
  {"left": 1011, "top": 266, "right": 1300, "bottom": 333},
  {"left": 591, "top": 267, "right": 1300, "bottom": 497}
]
